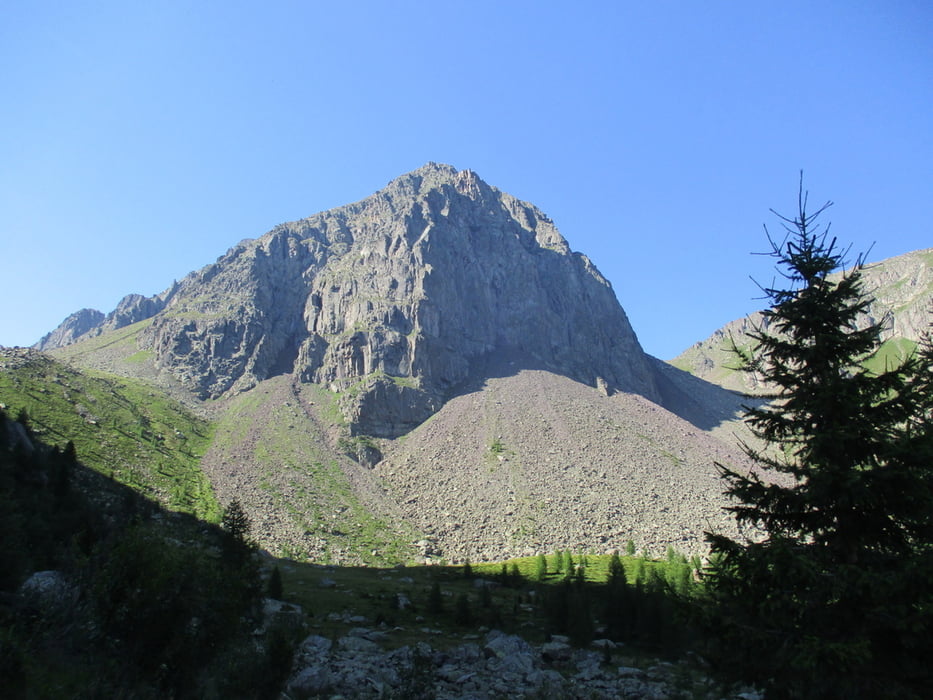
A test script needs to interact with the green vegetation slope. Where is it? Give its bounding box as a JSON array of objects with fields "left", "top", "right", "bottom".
[{"left": 0, "top": 348, "right": 218, "bottom": 521}]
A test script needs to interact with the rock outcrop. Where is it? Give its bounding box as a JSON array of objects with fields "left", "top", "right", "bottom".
[
  {"left": 101, "top": 289, "right": 176, "bottom": 332},
  {"left": 36, "top": 286, "right": 179, "bottom": 351},
  {"left": 285, "top": 627, "right": 761, "bottom": 699},
  {"left": 35, "top": 308, "right": 104, "bottom": 350},
  {"left": 43, "top": 164, "right": 660, "bottom": 437}
]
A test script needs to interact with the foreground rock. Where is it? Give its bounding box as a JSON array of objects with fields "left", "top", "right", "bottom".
[{"left": 286, "top": 628, "right": 761, "bottom": 699}]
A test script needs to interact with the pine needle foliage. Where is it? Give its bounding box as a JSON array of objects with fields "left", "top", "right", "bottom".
[{"left": 705, "top": 178, "right": 933, "bottom": 699}]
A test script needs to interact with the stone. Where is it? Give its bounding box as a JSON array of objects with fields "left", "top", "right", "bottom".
[
  {"left": 287, "top": 664, "right": 331, "bottom": 696},
  {"left": 337, "top": 635, "right": 381, "bottom": 654},
  {"left": 282, "top": 627, "right": 738, "bottom": 699},
  {"left": 260, "top": 597, "right": 305, "bottom": 634},
  {"left": 540, "top": 639, "right": 573, "bottom": 663},
  {"left": 617, "top": 665, "right": 646, "bottom": 678},
  {"left": 19, "top": 570, "right": 75, "bottom": 611},
  {"left": 297, "top": 634, "right": 332, "bottom": 656}
]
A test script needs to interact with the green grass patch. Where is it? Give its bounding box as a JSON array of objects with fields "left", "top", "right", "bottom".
[
  {"left": 0, "top": 351, "right": 219, "bottom": 521},
  {"left": 275, "top": 548, "right": 704, "bottom": 653},
  {"left": 51, "top": 318, "right": 152, "bottom": 362},
  {"left": 863, "top": 336, "right": 918, "bottom": 375},
  {"left": 209, "top": 378, "right": 418, "bottom": 565},
  {"left": 125, "top": 349, "right": 154, "bottom": 364}
]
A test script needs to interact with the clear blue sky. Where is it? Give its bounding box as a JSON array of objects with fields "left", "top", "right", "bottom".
[{"left": 2, "top": 1, "right": 931, "bottom": 358}]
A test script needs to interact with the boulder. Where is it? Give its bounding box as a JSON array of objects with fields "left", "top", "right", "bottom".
[{"left": 18, "top": 570, "right": 75, "bottom": 612}]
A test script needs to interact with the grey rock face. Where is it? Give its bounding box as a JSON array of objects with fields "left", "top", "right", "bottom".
[
  {"left": 858, "top": 247, "right": 933, "bottom": 340},
  {"left": 54, "top": 163, "right": 658, "bottom": 436},
  {"left": 100, "top": 290, "right": 172, "bottom": 332},
  {"left": 35, "top": 308, "right": 104, "bottom": 350},
  {"left": 36, "top": 285, "right": 179, "bottom": 351}
]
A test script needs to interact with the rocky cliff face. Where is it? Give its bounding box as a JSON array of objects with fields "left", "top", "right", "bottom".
[
  {"left": 36, "top": 308, "right": 104, "bottom": 350},
  {"left": 37, "top": 288, "right": 178, "bottom": 351},
  {"left": 40, "top": 164, "right": 659, "bottom": 437}
]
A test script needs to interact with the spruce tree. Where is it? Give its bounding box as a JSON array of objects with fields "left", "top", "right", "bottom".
[
  {"left": 427, "top": 581, "right": 443, "bottom": 615},
  {"left": 607, "top": 550, "right": 626, "bottom": 585},
  {"left": 563, "top": 551, "right": 574, "bottom": 578},
  {"left": 705, "top": 180, "right": 933, "bottom": 698},
  {"left": 221, "top": 499, "right": 255, "bottom": 566},
  {"left": 604, "top": 550, "right": 629, "bottom": 641},
  {"left": 454, "top": 592, "right": 472, "bottom": 626},
  {"left": 266, "top": 565, "right": 283, "bottom": 600},
  {"left": 15, "top": 408, "right": 30, "bottom": 434},
  {"left": 509, "top": 562, "right": 522, "bottom": 586},
  {"left": 567, "top": 568, "right": 594, "bottom": 646},
  {"left": 535, "top": 552, "right": 548, "bottom": 581}
]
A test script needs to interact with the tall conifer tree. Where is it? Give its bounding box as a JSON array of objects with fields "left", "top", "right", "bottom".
[{"left": 705, "top": 178, "right": 933, "bottom": 698}]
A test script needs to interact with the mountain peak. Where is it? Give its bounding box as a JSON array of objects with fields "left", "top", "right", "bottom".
[
  {"left": 377, "top": 163, "right": 493, "bottom": 206},
  {"left": 41, "top": 166, "right": 659, "bottom": 437}
]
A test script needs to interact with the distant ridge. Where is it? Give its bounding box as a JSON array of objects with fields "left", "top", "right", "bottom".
[{"left": 670, "top": 247, "right": 933, "bottom": 393}]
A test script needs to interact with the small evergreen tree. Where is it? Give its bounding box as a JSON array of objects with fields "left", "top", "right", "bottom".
[
  {"left": 51, "top": 441, "right": 75, "bottom": 501},
  {"left": 567, "top": 570, "right": 594, "bottom": 647},
  {"left": 479, "top": 581, "right": 492, "bottom": 608},
  {"left": 563, "top": 551, "right": 574, "bottom": 578},
  {"left": 604, "top": 550, "right": 630, "bottom": 641},
  {"left": 673, "top": 560, "right": 693, "bottom": 596},
  {"left": 535, "top": 552, "right": 548, "bottom": 581},
  {"left": 221, "top": 499, "right": 255, "bottom": 566},
  {"left": 454, "top": 592, "right": 472, "bottom": 626},
  {"left": 544, "top": 578, "right": 571, "bottom": 635},
  {"left": 427, "top": 581, "right": 443, "bottom": 615},
  {"left": 705, "top": 179, "right": 933, "bottom": 698},
  {"left": 509, "top": 562, "right": 522, "bottom": 586},
  {"left": 266, "top": 565, "right": 283, "bottom": 600},
  {"left": 222, "top": 499, "right": 251, "bottom": 544},
  {"left": 15, "top": 408, "right": 30, "bottom": 434},
  {"left": 607, "top": 550, "right": 626, "bottom": 585},
  {"left": 631, "top": 555, "right": 647, "bottom": 589},
  {"left": 62, "top": 440, "right": 77, "bottom": 463}
]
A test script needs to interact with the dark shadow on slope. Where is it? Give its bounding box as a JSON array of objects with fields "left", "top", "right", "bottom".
[
  {"left": 267, "top": 332, "right": 304, "bottom": 378},
  {"left": 647, "top": 356, "right": 759, "bottom": 432},
  {"left": 409, "top": 345, "right": 761, "bottom": 439},
  {"left": 445, "top": 346, "right": 567, "bottom": 399},
  {"left": 445, "top": 347, "right": 758, "bottom": 435}
]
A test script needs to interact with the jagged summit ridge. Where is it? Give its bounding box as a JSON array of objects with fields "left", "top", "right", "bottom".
[{"left": 41, "top": 164, "right": 658, "bottom": 436}]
